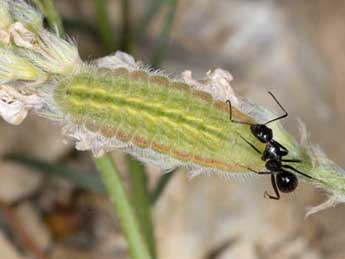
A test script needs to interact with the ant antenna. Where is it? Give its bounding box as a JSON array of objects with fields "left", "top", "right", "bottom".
[
  {"left": 226, "top": 100, "right": 253, "bottom": 126},
  {"left": 264, "top": 91, "right": 288, "bottom": 125}
]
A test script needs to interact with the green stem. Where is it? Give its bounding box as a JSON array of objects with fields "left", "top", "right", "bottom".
[
  {"left": 150, "top": 170, "right": 175, "bottom": 205},
  {"left": 94, "top": 0, "right": 117, "bottom": 53},
  {"left": 95, "top": 155, "right": 152, "bottom": 259},
  {"left": 5, "top": 153, "right": 105, "bottom": 193},
  {"left": 40, "top": 0, "right": 65, "bottom": 36},
  {"left": 136, "top": 0, "right": 166, "bottom": 40},
  {"left": 128, "top": 157, "right": 156, "bottom": 259},
  {"left": 120, "top": 0, "right": 132, "bottom": 53},
  {"left": 151, "top": 0, "right": 177, "bottom": 67}
]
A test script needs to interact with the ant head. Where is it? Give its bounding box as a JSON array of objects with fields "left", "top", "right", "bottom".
[
  {"left": 265, "top": 159, "right": 281, "bottom": 172},
  {"left": 276, "top": 171, "right": 298, "bottom": 193},
  {"left": 250, "top": 124, "right": 272, "bottom": 143}
]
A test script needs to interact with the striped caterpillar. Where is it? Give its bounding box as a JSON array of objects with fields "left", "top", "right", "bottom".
[{"left": 50, "top": 52, "right": 268, "bottom": 176}]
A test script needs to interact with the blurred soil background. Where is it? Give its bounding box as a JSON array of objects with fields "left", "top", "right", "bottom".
[{"left": 1, "top": 0, "right": 345, "bottom": 258}]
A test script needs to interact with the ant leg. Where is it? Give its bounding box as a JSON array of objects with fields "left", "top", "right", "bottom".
[
  {"left": 226, "top": 100, "right": 253, "bottom": 125},
  {"left": 282, "top": 164, "right": 312, "bottom": 179},
  {"left": 239, "top": 135, "right": 261, "bottom": 155},
  {"left": 275, "top": 141, "right": 288, "bottom": 153},
  {"left": 264, "top": 174, "right": 280, "bottom": 200},
  {"left": 258, "top": 171, "right": 272, "bottom": 175},
  {"left": 264, "top": 91, "right": 288, "bottom": 125},
  {"left": 243, "top": 166, "right": 280, "bottom": 200},
  {"left": 282, "top": 159, "right": 302, "bottom": 163},
  {"left": 241, "top": 166, "right": 271, "bottom": 175}
]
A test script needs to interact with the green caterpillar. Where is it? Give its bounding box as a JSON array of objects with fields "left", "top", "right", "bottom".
[{"left": 53, "top": 63, "right": 269, "bottom": 176}]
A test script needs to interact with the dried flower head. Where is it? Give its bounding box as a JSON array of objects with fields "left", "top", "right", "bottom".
[
  {"left": 0, "top": 84, "right": 42, "bottom": 125},
  {"left": 0, "top": 0, "right": 12, "bottom": 30},
  {"left": 7, "top": 0, "right": 43, "bottom": 32},
  {"left": 19, "top": 30, "right": 82, "bottom": 75},
  {"left": 0, "top": 46, "right": 45, "bottom": 83}
]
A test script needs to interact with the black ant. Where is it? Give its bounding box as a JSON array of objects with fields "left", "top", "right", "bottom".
[
  {"left": 226, "top": 92, "right": 311, "bottom": 199},
  {"left": 226, "top": 91, "right": 290, "bottom": 162},
  {"left": 240, "top": 135, "right": 311, "bottom": 199}
]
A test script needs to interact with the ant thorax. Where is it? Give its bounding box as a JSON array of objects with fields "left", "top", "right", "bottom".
[{"left": 261, "top": 140, "right": 288, "bottom": 161}]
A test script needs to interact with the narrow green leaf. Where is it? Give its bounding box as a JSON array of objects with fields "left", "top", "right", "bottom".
[
  {"left": 128, "top": 157, "right": 156, "bottom": 259},
  {"left": 120, "top": 0, "right": 133, "bottom": 53},
  {"left": 136, "top": 0, "right": 166, "bottom": 40},
  {"left": 40, "top": 0, "right": 65, "bottom": 36},
  {"left": 150, "top": 170, "right": 175, "bottom": 205},
  {"left": 151, "top": 0, "right": 177, "bottom": 67},
  {"left": 95, "top": 155, "right": 152, "bottom": 259},
  {"left": 94, "top": 0, "right": 117, "bottom": 53},
  {"left": 4, "top": 153, "right": 105, "bottom": 193}
]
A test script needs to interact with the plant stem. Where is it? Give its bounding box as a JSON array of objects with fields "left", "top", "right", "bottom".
[
  {"left": 94, "top": 0, "right": 117, "bottom": 53},
  {"left": 150, "top": 170, "right": 175, "bottom": 205},
  {"left": 136, "top": 0, "right": 166, "bottom": 41},
  {"left": 151, "top": 0, "right": 177, "bottom": 67},
  {"left": 128, "top": 157, "right": 156, "bottom": 258},
  {"left": 120, "top": 0, "right": 133, "bottom": 53},
  {"left": 5, "top": 153, "right": 105, "bottom": 193},
  {"left": 40, "top": 0, "right": 65, "bottom": 36},
  {"left": 95, "top": 155, "right": 152, "bottom": 259}
]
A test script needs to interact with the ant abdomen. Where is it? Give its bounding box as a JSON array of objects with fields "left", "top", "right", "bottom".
[{"left": 276, "top": 171, "right": 298, "bottom": 193}]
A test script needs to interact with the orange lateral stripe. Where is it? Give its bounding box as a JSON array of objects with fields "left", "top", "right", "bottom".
[
  {"left": 152, "top": 142, "right": 170, "bottom": 153},
  {"left": 85, "top": 122, "right": 99, "bottom": 133},
  {"left": 149, "top": 76, "right": 170, "bottom": 87},
  {"left": 116, "top": 130, "right": 131, "bottom": 142},
  {"left": 113, "top": 128, "right": 242, "bottom": 171},
  {"left": 130, "top": 70, "right": 149, "bottom": 82},
  {"left": 192, "top": 155, "right": 243, "bottom": 171},
  {"left": 170, "top": 82, "right": 192, "bottom": 94},
  {"left": 170, "top": 149, "right": 193, "bottom": 161},
  {"left": 214, "top": 100, "right": 254, "bottom": 123},
  {"left": 100, "top": 127, "right": 116, "bottom": 138},
  {"left": 192, "top": 89, "right": 213, "bottom": 103},
  {"left": 133, "top": 136, "right": 150, "bottom": 148}
]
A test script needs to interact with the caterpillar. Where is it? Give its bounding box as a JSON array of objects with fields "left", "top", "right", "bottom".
[{"left": 51, "top": 54, "right": 268, "bottom": 176}]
